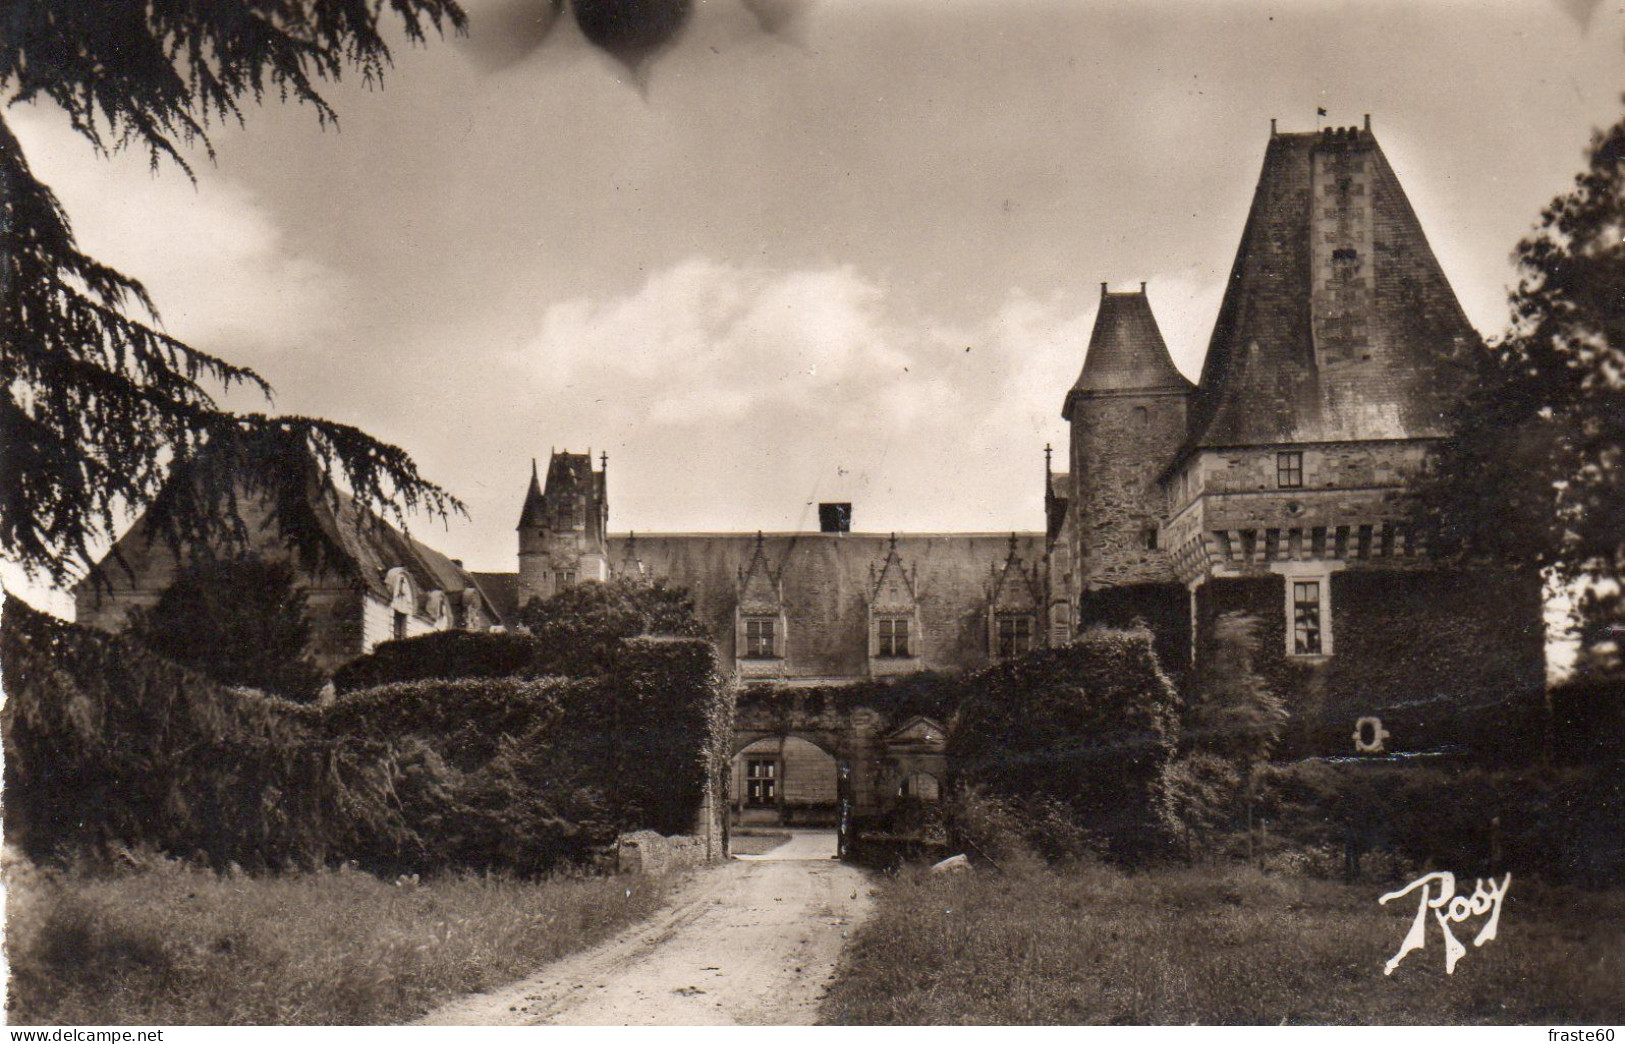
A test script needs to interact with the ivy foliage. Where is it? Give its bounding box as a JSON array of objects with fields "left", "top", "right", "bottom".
[
  {"left": 949, "top": 627, "right": 1181, "bottom": 859},
  {"left": 1, "top": 596, "right": 731, "bottom": 875}
]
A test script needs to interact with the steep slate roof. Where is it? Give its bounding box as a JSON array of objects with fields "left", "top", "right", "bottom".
[
  {"left": 605, "top": 532, "right": 1045, "bottom": 680},
  {"left": 76, "top": 482, "right": 504, "bottom": 627},
  {"left": 471, "top": 571, "right": 521, "bottom": 622},
  {"left": 1062, "top": 286, "right": 1192, "bottom": 420},
  {"left": 1184, "top": 125, "right": 1478, "bottom": 451},
  {"left": 516, "top": 460, "right": 546, "bottom": 529}
]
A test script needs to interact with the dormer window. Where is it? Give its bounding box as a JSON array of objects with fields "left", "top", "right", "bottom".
[
  {"left": 743, "top": 616, "right": 778, "bottom": 659},
  {"left": 876, "top": 617, "right": 911, "bottom": 658},
  {"left": 995, "top": 613, "right": 1035, "bottom": 659}
]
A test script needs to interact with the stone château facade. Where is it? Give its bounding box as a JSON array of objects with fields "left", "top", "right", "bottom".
[
  {"left": 489, "top": 121, "right": 1545, "bottom": 761},
  {"left": 75, "top": 121, "right": 1546, "bottom": 815}
]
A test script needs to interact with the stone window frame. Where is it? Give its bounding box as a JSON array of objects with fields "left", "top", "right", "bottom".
[
  {"left": 875, "top": 615, "right": 912, "bottom": 658},
  {"left": 1277, "top": 451, "right": 1304, "bottom": 489},
  {"left": 994, "top": 612, "right": 1036, "bottom": 660},
  {"left": 1049, "top": 601, "right": 1071, "bottom": 646},
  {"left": 742, "top": 616, "right": 780, "bottom": 659}
]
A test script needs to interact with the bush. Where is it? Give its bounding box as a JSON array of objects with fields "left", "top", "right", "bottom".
[
  {"left": 1258, "top": 759, "right": 1625, "bottom": 887},
  {"left": 124, "top": 557, "right": 325, "bottom": 702},
  {"left": 518, "top": 578, "right": 709, "bottom": 676},
  {"left": 330, "top": 578, "right": 711, "bottom": 693},
  {"left": 950, "top": 627, "right": 1181, "bottom": 860},
  {"left": 2, "top": 598, "right": 734, "bottom": 876},
  {"left": 1, "top": 597, "right": 411, "bottom": 871}
]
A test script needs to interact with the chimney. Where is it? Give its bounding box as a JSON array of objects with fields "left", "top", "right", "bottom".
[{"left": 818, "top": 503, "right": 852, "bottom": 534}]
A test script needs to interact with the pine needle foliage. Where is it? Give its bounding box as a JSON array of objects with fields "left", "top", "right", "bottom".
[
  {"left": 0, "top": 0, "right": 467, "bottom": 586},
  {"left": 1, "top": 0, "right": 467, "bottom": 176}
]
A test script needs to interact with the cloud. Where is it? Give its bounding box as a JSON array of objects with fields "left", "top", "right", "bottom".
[
  {"left": 8, "top": 107, "right": 340, "bottom": 364},
  {"left": 503, "top": 257, "right": 1094, "bottom": 531}
]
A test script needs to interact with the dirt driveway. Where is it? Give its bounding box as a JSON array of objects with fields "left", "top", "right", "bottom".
[{"left": 418, "top": 830, "right": 873, "bottom": 1026}]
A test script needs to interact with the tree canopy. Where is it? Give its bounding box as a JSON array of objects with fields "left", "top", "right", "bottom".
[
  {"left": 1, "top": 0, "right": 477, "bottom": 587},
  {"left": 125, "top": 556, "right": 325, "bottom": 701},
  {"left": 1419, "top": 106, "right": 1625, "bottom": 656}
]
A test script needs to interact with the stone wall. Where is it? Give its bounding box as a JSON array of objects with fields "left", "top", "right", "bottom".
[
  {"left": 614, "top": 830, "right": 715, "bottom": 875},
  {"left": 613, "top": 533, "right": 1044, "bottom": 680},
  {"left": 1069, "top": 389, "right": 1188, "bottom": 589}
]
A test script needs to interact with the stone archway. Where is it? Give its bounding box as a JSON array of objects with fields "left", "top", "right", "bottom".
[{"left": 730, "top": 734, "right": 840, "bottom": 826}]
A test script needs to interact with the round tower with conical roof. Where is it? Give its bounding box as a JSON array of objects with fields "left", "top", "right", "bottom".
[{"left": 1063, "top": 282, "right": 1194, "bottom": 592}]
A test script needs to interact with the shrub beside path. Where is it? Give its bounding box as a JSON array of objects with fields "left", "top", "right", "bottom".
[{"left": 418, "top": 830, "right": 872, "bottom": 1026}]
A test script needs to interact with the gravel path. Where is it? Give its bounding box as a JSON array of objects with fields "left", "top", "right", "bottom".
[{"left": 417, "top": 830, "right": 872, "bottom": 1026}]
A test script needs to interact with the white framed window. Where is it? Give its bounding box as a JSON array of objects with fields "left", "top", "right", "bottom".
[{"left": 1286, "top": 576, "right": 1332, "bottom": 656}]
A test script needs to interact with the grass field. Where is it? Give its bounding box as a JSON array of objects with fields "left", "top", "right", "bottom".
[
  {"left": 5, "top": 855, "right": 673, "bottom": 1025},
  {"left": 820, "top": 859, "right": 1625, "bottom": 1025}
]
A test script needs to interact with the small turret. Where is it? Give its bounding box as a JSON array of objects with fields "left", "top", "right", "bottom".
[
  {"left": 1063, "top": 283, "right": 1192, "bottom": 590},
  {"left": 517, "top": 449, "right": 610, "bottom": 608}
]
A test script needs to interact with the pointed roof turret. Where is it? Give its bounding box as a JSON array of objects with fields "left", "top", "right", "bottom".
[
  {"left": 1063, "top": 283, "right": 1191, "bottom": 420},
  {"left": 1184, "top": 123, "right": 1478, "bottom": 450},
  {"left": 516, "top": 458, "right": 546, "bottom": 529}
]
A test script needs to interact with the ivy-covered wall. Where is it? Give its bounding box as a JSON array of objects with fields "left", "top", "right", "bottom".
[
  {"left": 1192, "top": 568, "right": 1546, "bottom": 760},
  {"left": 1077, "top": 582, "right": 1192, "bottom": 688}
]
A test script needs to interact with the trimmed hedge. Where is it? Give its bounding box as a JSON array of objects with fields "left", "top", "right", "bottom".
[
  {"left": 1, "top": 598, "right": 410, "bottom": 870},
  {"left": 331, "top": 578, "right": 712, "bottom": 694},
  {"left": 330, "top": 630, "right": 542, "bottom": 694},
  {"left": 1, "top": 599, "right": 732, "bottom": 876},
  {"left": 950, "top": 626, "right": 1181, "bottom": 858}
]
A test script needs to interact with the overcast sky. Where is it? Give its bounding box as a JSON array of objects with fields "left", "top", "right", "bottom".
[{"left": 8, "top": 0, "right": 1623, "bottom": 603}]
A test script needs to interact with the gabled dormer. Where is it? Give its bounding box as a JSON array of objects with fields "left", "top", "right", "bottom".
[
  {"left": 868, "top": 533, "right": 921, "bottom": 676},
  {"left": 735, "top": 532, "right": 787, "bottom": 677},
  {"left": 988, "top": 533, "right": 1043, "bottom": 661},
  {"left": 615, "top": 531, "right": 649, "bottom": 584}
]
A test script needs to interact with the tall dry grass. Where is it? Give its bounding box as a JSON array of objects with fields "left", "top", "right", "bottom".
[
  {"left": 5, "top": 853, "right": 672, "bottom": 1025},
  {"left": 821, "top": 859, "right": 1625, "bottom": 1025}
]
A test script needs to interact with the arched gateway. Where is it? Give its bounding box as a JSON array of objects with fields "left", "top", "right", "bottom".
[{"left": 728, "top": 688, "right": 948, "bottom": 832}]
